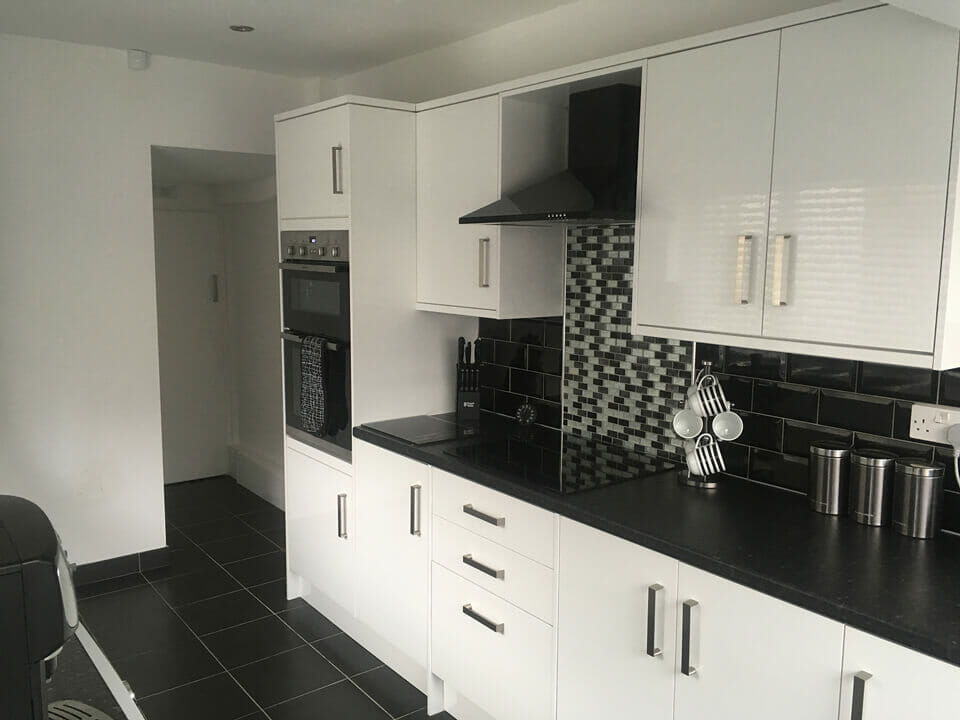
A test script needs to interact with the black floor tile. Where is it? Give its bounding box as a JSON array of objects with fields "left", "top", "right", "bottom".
[
  {"left": 76, "top": 572, "right": 147, "bottom": 599},
  {"left": 278, "top": 605, "right": 341, "bottom": 642},
  {"left": 143, "top": 545, "right": 217, "bottom": 582},
  {"left": 351, "top": 666, "right": 425, "bottom": 719},
  {"left": 239, "top": 508, "right": 286, "bottom": 533},
  {"left": 267, "top": 680, "right": 390, "bottom": 720},
  {"left": 259, "top": 527, "right": 285, "bottom": 547},
  {"left": 225, "top": 551, "right": 286, "bottom": 587},
  {"left": 201, "top": 533, "right": 278, "bottom": 564},
  {"left": 114, "top": 636, "right": 220, "bottom": 698},
  {"left": 178, "top": 590, "right": 271, "bottom": 636},
  {"left": 202, "top": 616, "right": 305, "bottom": 669},
  {"left": 151, "top": 567, "right": 241, "bottom": 607},
  {"left": 231, "top": 646, "right": 342, "bottom": 708},
  {"left": 137, "top": 672, "right": 257, "bottom": 720},
  {"left": 395, "top": 711, "right": 453, "bottom": 720},
  {"left": 312, "top": 633, "right": 381, "bottom": 677},
  {"left": 222, "top": 487, "right": 278, "bottom": 516},
  {"left": 166, "top": 501, "right": 234, "bottom": 528},
  {"left": 179, "top": 516, "right": 254, "bottom": 544},
  {"left": 248, "top": 580, "right": 305, "bottom": 613},
  {"left": 164, "top": 476, "right": 238, "bottom": 507}
]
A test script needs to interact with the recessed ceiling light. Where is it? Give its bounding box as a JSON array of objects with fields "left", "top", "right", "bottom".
[{"left": 229, "top": 24, "right": 254, "bottom": 32}]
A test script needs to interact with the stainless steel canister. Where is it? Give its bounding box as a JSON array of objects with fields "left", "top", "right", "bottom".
[
  {"left": 848, "top": 449, "right": 897, "bottom": 526},
  {"left": 809, "top": 441, "right": 850, "bottom": 515},
  {"left": 892, "top": 458, "right": 945, "bottom": 539}
]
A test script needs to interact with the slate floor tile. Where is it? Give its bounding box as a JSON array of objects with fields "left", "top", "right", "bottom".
[
  {"left": 278, "top": 605, "right": 341, "bottom": 642},
  {"left": 177, "top": 590, "right": 271, "bottom": 636},
  {"left": 352, "top": 666, "right": 426, "bottom": 719},
  {"left": 231, "top": 646, "right": 342, "bottom": 707},
  {"left": 202, "top": 616, "right": 304, "bottom": 669},
  {"left": 312, "top": 633, "right": 382, "bottom": 676},
  {"left": 137, "top": 673, "right": 257, "bottom": 720},
  {"left": 266, "top": 680, "right": 390, "bottom": 720}
]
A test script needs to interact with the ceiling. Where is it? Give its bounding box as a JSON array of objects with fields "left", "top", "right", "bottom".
[
  {"left": 151, "top": 146, "right": 275, "bottom": 185},
  {"left": 0, "top": 0, "right": 582, "bottom": 77}
]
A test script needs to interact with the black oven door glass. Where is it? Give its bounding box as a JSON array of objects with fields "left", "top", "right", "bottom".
[
  {"left": 284, "top": 336, "right": 352, "bottom": 453},
  {"left": 282, "top": 263, "right": 350, "bottom": 340}
]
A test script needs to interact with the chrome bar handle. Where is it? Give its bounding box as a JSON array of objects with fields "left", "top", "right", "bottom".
[
  {"left": 681, "top": 599, "right": 700, "bottom": 677},
  {"left": 851, "top": 671, "right": 871, "bottom": 720},
  {"left": 734, "top": 235, "right": 752, "bottom": 305},
  {"left": 771, "top": 234, "right": 791, "bottom": 306},
  {"left": 409, "top": 485, "right": 422, "bottom": 536},
  {"left": 331, "top": 144, "right": 344, "bottom": 195},
  {"left": 646, "top": 584, "right": 664, "bottom": 658},
  {"left": 211, "top": 274, "right": 220, "bottom": 303},
  {"left": 463, "top": 503, "right": 505, "bottom": 527},
  {"left": 462, "top": 554, "right": 505, "bottom": 580},
  {"left": 462, "top": 603, "right": 503, "bottom": 634},
  {"left": 337, "top": 493, "right": 347, "bottom": 539},
  {"left": 478, "top": 237, "right": 491, "bottom": 288}
]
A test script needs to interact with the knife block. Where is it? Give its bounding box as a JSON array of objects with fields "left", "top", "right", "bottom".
[{"left": 457, "top": 389, "right": 480, "bottom": 423}]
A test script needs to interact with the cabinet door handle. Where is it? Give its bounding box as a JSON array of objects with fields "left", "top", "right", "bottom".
[
  {"left": 851, "top": 671, "right": 872, "bottom": 720},
  {"left": 331, "top": 144, "right": 344, "bottom": 195},
  {"left": 336, "top": 493, "right": 347, "bottom": 539},
  {"left": 646, "top": 584, "right": 664, "bottom": 658},
  {"left": 462, "top": 603, "right": 504, "bottom": 634},
  {"left": 409, "top": 485, "right": 422, "bottom": 536},
  {"left": 681, "top": 599, "right": 700, "bottom": 677},
  {"left": 462, "top": 554, "right": 505, "bottom": 580},
  {"left": 771, "top": 234, "right": 791, "bottom": 306},
  {"left": 734, "top": 235, "right": 752, "bottom": 305},
  {"left": 210, "top": 274, "right": 220, "bottom": 303},
  {"left": 462, "top": 503, "right": 505, "bottom": 527},
  {"left": 478, "top": 237, "right": 491, "bottom": 288}
]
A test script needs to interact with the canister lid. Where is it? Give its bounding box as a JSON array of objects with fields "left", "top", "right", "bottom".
[
  {"left": 850, "top": 449, "right": 898, "bottom": 467},
  {"left": 810, "top": 441, "right": 850, "bottom": 458},
  {"left": 895, "top": 458, "right": 945, "bottom": 478}
]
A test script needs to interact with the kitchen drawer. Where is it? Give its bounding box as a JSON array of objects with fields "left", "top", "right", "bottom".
[
  {"left": 432, "top": 468, "right": 556, "bottom": 567},
  {"left": 431, "top": 563, "right": 554, "bottom": 720},
  {"left": 432, "top": 516, "right": 555, "bottom": 624}
]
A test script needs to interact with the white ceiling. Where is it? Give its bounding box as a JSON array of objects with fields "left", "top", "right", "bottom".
[
  {"left": 0, "top": 0, "right": 582, "bottom": 77},
  {"left": 151, "top": 146, "right": 275, "bottom": 185}
]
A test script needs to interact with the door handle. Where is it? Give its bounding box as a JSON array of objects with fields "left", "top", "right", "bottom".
[
  {"left": 409, "top": 485, "right": 422, "bottom": 537},
  {"left": 462, "top": 503, "right": 505, "bottom": 527},
  {"left": 331, "top": 144, "right": 344, "bottom": 195},
  {"left": 646, "top": 584, "right": 664, "bottom": 658},
  {"left": 478, "top": 237, "right": 491, "bottom": 288},
  {"left": 851, "top": 671, "right": 871, "bottom": 720},
  {"left": 210, "top": 274, "right": 220, "bottom": 303},
  {"left": 462, "top": 603, "right": 504, "bottom": 634},
  {"left": 462, "top": 554, "right": 505, "bottom": 580},
  {"left": 734, "top": 235, "right": 752, "bottom": 305},
  {"left": 337, "top": 493, "right": 347, "bottom": 539},
  {"left": 771, "top": 234, "right": 791, "bottom": 306},
  {"left": 681, "top": 599, "right": 700, "bottom": 677}
]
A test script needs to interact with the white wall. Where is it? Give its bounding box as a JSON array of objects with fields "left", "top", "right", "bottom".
[
  {"left": 0, "top": 32, "right": 305, "bottom": 564},
  {"left": 316, "top": 0, "right": 826, "bottom": 102}
]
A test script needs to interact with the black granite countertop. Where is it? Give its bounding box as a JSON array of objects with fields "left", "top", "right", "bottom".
[{"left": 355, "top": 419, "right": 960, "bottom": 668}]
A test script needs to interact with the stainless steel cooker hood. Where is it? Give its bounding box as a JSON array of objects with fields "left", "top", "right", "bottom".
[{"left": 460, "top": 84, "right": 641, "bottom": 226}]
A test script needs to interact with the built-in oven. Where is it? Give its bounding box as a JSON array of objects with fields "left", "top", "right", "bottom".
[{"left": 280, "top": 230, "right": 352, "bottom": 460}]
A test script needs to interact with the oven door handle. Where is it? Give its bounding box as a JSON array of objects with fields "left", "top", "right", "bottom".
[{"left": 279, "top": 262, "right": 343, "bottom": 273}]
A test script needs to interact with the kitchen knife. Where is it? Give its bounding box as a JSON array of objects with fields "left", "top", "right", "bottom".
[
  {"left": 458, "top": 337, "right": 465, "bottom": 390},
  {"left": 472, "top": 338, "right": 481, "bottom": 390},
  {"left": 465, "top": 341, "right": 473, "bottom": 391}
]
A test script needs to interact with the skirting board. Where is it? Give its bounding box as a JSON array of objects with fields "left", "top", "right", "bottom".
[{"left": 229, "top": 444, "right": 284, "bottom": 510}]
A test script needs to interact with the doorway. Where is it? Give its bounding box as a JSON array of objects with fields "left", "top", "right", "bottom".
[{"left": 151, "top": 146, "right": 283, "bottom": 506}]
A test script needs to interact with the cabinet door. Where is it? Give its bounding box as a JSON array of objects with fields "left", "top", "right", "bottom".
[
  {"left": 417, "top": 96, "right": 500, "bottom": 311},
  {"left": 839, "top": 628, "right": 960, "bottom": 720},
  {"left": 673, "top": 564, "right": 843, "bottom": 720},
  {"left": 276, "top": 105, "right": 350, "bottom": 220},
  {"left": 284, "top": 447, "right": 354, "bottom": 613},
  {"left": 763, "top": 8, "right": 958, "bottom": 352},
  {"left": 634, "top": 32, "right": 780, "bottom": 336},
  {"left": 354, "top": 441, "right": 430, "bottom": 669},
  {"left": 556, "top": 519, "right": 679, "bottom": 720}
]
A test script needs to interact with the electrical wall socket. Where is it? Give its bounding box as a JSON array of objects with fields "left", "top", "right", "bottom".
[{"left": 909, "top": 404, "right": 960, "bottom": 444}]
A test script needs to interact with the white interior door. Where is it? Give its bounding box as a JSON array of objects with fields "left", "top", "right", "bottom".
[
  {"left": 763, "top": 7, "right": 959, "bottom": 352},
  {"left": 154, "top": 210, "right": 228, "bottom": 484},
  {"left": 634, "top": 31, "right": 780, "bottom": 336}
]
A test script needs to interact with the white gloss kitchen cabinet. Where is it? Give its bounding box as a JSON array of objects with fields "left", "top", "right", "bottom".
[
  {"left": 633, "top": 7, "right": 960, "bottom": 369},
  {"left": 839, "top": 627, "right": 960, "bottom": 720},
  {"left": 557, "top": 520, "right": 845, "bottom": 720},
  {"left": 415, "top": 95, "right": 564, "bottom": 318}
]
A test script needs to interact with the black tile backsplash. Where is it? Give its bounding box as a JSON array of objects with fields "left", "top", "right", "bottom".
[
  {"left": 858, "top": 363, "right": 938, "bottom": 403},
  {"left": 819, "top": 390, "right": 894, "bottom": 436},
  {"left": 753, "top": 381, "right": 819, "bottom": 422},
  {"left": 723, "top": 347, "right": 787, "bottom": 380},
  {"left": 787, "top": 355, "right": 858, "bottom": 391}
]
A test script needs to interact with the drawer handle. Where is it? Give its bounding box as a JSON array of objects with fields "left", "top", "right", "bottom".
[
  {"left": 409, "top": 484, "right": 422, "bottom": 537},
  {"left": 646, "top": 583, "right": 664, "bottom": 658},
  {"left": 462, "top": 504, "right": 505, "bottom": 527},
  {"left": 462, "top": 603, "right": 503, "bottom": 634},
  {"left": 681, "top": 599, "right": 700, "bottom": 677},
  {"left": 462, "top": 553, "right": 505, "bottom": 580},
  {"left": 851, "top": 671, "right": 871, "bottom": 720}
]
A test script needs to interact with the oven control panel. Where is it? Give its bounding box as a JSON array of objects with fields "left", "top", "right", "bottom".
[{"left": 281, "top": 230, "right": 349, "bottom": 263}]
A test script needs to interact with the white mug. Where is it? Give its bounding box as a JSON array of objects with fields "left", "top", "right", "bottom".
[
  {"left": 672, "top": 408, "right": 704, "bottom": 439},
  {"left": 712, "top": 411, "right": 744, "bottom": 442},
  {"left": 687, "top": 374, "right": 731, "bottom": 417},
  {"left": 685, "top": 434, "right": 719, "bottom": 476}
]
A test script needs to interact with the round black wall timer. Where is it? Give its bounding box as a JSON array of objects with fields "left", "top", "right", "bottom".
[{"left": 516, "top": 402, "right": 538, "bottom": 427}]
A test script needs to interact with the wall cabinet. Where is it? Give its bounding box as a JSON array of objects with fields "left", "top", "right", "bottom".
[
  {"left": 416, "top": 96, "right": 564, "bottom": 318},
  {"left": 354, "top": 440, "right": 430, "bottom": 672},
  {"left": 276, "top": 104, "right": 350, "bottom": 221},
  {"left": 839, "top": 627, "right": 960, "bottom": 720},
  {"left": 634, "top": 7, "right": 960, "bottom": 368}
]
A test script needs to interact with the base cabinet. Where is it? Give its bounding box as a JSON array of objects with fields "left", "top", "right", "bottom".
[{"left": 839, "top": 628, "right": 960, "bottom": 720}]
